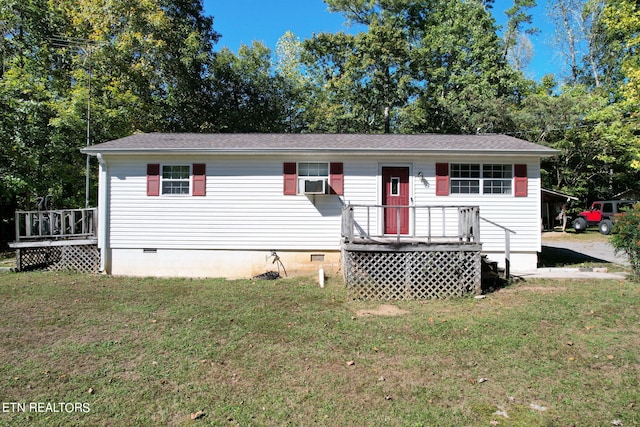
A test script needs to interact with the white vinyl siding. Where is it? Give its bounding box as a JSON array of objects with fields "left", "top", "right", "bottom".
[
  {"left": 107, "top": 156, "right": 342, "bottom": 251},
  {"left": 104, "top": 155, "right": 542, "bottom": 256},
  {"left": 412, "top": 159, "right": 541, "bottom": 253}
]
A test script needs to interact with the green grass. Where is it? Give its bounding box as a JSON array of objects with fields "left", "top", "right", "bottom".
[{"left": 0, "top": 272, "right": 639, "bottom": 426}]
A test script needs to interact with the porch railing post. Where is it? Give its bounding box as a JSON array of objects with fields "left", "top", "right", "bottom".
[
  {"left": 396, "top": 206, "right": 400, "bottom": 244},
  {"left": 504, "top": 229, "right": 511, "bottom": 279},
  {"left": 15, "top": 211, "right": 20, "bottom": 242},
  {"left": 25, "top": 212, "right": 32, "bottom": 238},
  {"left": 427, "top": 206, "right": 432, "bottom": 243},
  {"left": 411, "top": 205, "right": 416, "bottom": 237}
]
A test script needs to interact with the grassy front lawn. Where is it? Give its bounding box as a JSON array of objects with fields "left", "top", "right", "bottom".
[{"left": 0, "top": 272, "right": 638, "bottom": 426}]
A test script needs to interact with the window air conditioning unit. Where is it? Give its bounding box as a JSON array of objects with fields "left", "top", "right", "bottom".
[{"left": 303, "top": 179, "right": 327, "bottom": 195}]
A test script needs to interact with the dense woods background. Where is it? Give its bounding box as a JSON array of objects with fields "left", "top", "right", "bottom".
[{"left": 1, "top": 0, "right": 639, "bottom": 241}]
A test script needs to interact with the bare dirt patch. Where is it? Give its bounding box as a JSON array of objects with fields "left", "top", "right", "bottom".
[{"left": 355, "top": 304, "right": 409, "bottom": 317}]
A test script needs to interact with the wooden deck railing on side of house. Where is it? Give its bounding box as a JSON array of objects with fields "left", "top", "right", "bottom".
[{"left": 14, "top": 208, "right": 97, "bottom": 242}]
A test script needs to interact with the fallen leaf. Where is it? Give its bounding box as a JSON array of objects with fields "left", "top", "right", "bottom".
[
  {"left": 87, "top": 388, "right": 94, "bottom": 395},
  {"left": 346, "top": 360, "right": 355, "bottom": 366},
  {"left": 607, "top": 355, "right": 614, "bottom": 360},
  {"left": 190, "top": 410, "right": 205, "bottom": 420}
]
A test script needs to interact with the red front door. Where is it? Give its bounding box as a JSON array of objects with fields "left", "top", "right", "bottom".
[{"left": 382, "top": 167, "right": 410, "bottom": 234}]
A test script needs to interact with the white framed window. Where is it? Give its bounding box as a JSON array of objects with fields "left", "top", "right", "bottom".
[
  {"left": 162, "top": 165, "right": 190, "bottom": 195},
  {"left": 483, "top": 164, "right": 512, "bottom": 194},
  {"left": 390, "top": 177, "right": 400, "bottom": 196},
  {"left": 298, "top": 162, "right": 329, "bottom": 194},
  {"left": 450, "top": 164, "right": 512, "bottom": 195},
  {"left": 451, "top": 164, "right": 480, "bottom": 194}
]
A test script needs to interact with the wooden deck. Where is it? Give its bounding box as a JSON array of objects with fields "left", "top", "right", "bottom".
[
  {"left": 341, "top": 205, "right": 482, "bottom": 299},
  {"left": 9, "top": 208, "right": 99, "bottom": 272}
]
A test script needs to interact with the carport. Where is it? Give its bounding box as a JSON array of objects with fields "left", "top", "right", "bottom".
[{"left": 541, "top": 188, "right": 579, "bottom": 231}]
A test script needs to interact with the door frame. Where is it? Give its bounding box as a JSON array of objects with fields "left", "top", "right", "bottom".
[{"left": 379, "top": 164, "right": 413, "bottom": 235}]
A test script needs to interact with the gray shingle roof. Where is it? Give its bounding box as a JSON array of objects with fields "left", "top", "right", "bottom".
[{"left": 82, "top": 132, "right": 558, "bottom": 156}]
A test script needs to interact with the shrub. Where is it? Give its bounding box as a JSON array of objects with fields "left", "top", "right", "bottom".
[{"left": 610, "top": 203, "right": 640, "bottom": 278}]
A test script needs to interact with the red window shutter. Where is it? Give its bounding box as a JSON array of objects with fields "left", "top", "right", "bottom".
[
  {"left": 435, "top": 163, "right": 449, "bottom": 196},
  {"left": 329, "top": 162, "right": 344, "bottom": 195},
  {"left": 192, "top": 163, "right": 206, "bottom": 196},
  {"left": 283, "top": 162, "right": 297, "bottom": 195},
  {"left": 514, "top": 164, "right": 528, "bottom": 197},
  {"left": 147, "top": 164, "right": 160, "bottom": 196}
]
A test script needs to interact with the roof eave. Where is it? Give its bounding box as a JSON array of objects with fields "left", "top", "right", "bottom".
[{"left": 82, "top": 147, "right": 560, "bottom": 157}]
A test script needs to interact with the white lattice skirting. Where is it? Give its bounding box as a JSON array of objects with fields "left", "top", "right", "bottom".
[
  {"left": 343, "top": 246, "right": 481, "bottom": 300},
  {"left": 17, "top": 244, "right": 100, "bottom": 273}
]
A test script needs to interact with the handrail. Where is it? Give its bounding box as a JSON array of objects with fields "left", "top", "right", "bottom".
[
  {"left": 480, "top": 216, "right": 516, "bottom": 279},
  {"left": 15, "top": 208, "right": 97, "bottom": 241},
  {"left": 480, "top": 216, "right": 517, "bottom": 235},
  {"left": 342, "top": 204, "right": 480, "bottom": 244}
]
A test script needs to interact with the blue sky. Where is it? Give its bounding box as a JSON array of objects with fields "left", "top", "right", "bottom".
[{"left": 203, "top": 0, "right": 559, "bottom": 82}]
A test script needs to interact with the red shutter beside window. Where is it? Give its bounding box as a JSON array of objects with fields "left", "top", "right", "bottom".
[
  {"left": 435, "top": 163, "right": 449, "bottom": 196},
  {"left": 192, "top": 163, "right": 206, "bottom": 196},
  {"left": 329, "top": 162, "right": 344, "bottom": 195},
  {"left": 147, "top": 164, "right": 160, "bottom": 196},
  {"left": 514, "top": 164, "right": 528, "bottom": 197},
  {"left": 283, "top": 162, "right": 297, "bottom": 195}
]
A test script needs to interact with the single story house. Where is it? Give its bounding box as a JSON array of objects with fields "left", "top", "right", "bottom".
[{"left": 82, "top": 133, "right": 558, "bottom": 279}]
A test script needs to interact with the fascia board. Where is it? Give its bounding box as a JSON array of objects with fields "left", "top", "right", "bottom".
[{"left": 81, "top": 147, "right": 559, "bottom": 157}]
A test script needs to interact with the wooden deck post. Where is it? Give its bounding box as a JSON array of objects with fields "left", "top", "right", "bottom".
[{"left": 504, "top": 229, "right": 511, "bottom": 279}]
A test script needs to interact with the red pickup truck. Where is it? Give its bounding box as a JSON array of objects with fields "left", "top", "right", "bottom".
[{"left": 573, "top": 200, "right": 636, "bottom": 235}]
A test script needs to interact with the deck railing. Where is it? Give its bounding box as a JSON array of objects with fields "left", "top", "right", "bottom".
[
  {"left": 15, "top": 208, "right": 97, "bottom": 241},
  {"left": 341, "top": 204, "right": 480, "bottom": 244}
]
